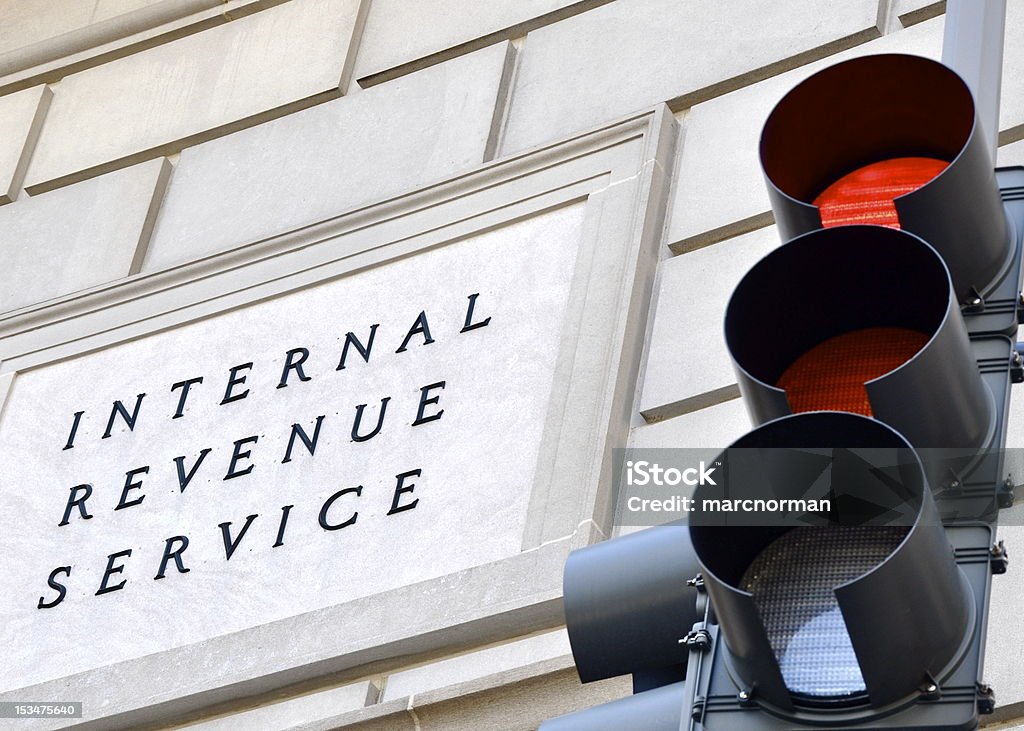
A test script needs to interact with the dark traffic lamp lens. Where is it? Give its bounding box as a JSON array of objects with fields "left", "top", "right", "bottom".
[
  {"left": 725, "top": 225, "right": 993, "bottom": 449},
  {"left": 690, "top": 413, "right": 975, "bottom": 712}
]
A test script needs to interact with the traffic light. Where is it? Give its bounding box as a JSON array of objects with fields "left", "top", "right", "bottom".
[
  {"left": 759, "top": 54, "right": 1011, "bottom": 309},
  {"left": 681, "top": 54, "right": 1022, "bottom": 729},
  {"left": 541, "top": 524, "right": 699, "bottom": 730},
  {"left": 543, "top": 51, "right": 1024, "bottom": 730},
  {"left": 724, "top": 225, "right": 992, "bottom": 449}
]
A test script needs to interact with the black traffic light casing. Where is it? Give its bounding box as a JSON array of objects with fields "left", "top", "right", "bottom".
[
  {"left": 686, "top": 526, "right": 996, "bottom": 730},
  {"left": 562, "top": 522, "right": 701, "bottom": 688},
  {"left": 688, "top": 413, "right": 981, "bottom": 727},
  {"left": 685, "top": 52, "right": 1024, "bottom": 730},
  {"left": 538, "top": 522, "right": 702, "bottom": 731},
  {"left": 725, "top": 225, "right": 994, "bottom": 451},
  {"left": 760, "top": 54, "right": 1011, "bottom": 306},
  {"left": 678, "top": 164, "right": 1024, "bottom": 731},
  {"left": 543, "top": 53, "right": 1024, "bottom": 731},
  {"left": 541, "top": 681, "right": 687, "bottom": 731}
]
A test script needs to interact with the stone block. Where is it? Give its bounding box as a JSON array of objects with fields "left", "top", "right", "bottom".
[
  {"left": 0, "top": 84, "right": 49, "bottom": 204},
  {"left": 0, "top": 0, "right": 104, "bottom": 57},
  {"left": 91, "top": 0, "right": 196, "bottom": 25},
  {"left": 627, "top": 398, "right": 750, "bottom": 451},
  {"left": 143, "top": 41, "right": 513, "bottom": 271},
  {"left": 638, "top": 226, "right": 780, "bottom": 421},
  {"left": 294, "top": 662, "right": 631, "bottom": 731},
  {"left": 0, "top": 0, "right": 205, "bottom": 63},
  {"left": 666, "top": 16, "right": 943, "bottom": 250},
  {"left": 0, "top": 157, "right": 169, "bottom": 313},
  {"left": 999, "top": 0, "right": 1024, "bottom": 140},
  {"left": 1000, "top": 139, "right": 1024, "bottom": 167},
  {"left": 177, "top": 680, "right": 378, "bottom": 730},
  {"left": 335, "top": 709, "right": 419, "bottom": 731},
  {"left": 500, "top": 0, "right": 880, "bottom": 155},
  {"left": 0, "top": 0, "right": 269, "bottom": 96},
  {"left": 892, "top": 0, "right": 944, "bottom": 26},
  {"left": 354, "top": 0, "right": 599, "bottom": 82},
  {"left": 0, "top": 372, "right": 13, "bottom": 422},
  {"left": 0, "top": 0, "right": 195, "bottom": 65},
  {"left": 382, "top": 629, "right": 571, "bottom": 701},
  {"left": 24, "top": 0, "right": 365, "bottom": 194},
  {"left": 412, "top": 666, "right": 630, "bottom": 731}
]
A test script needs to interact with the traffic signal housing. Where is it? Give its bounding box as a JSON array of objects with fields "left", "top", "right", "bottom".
[
  {"left": 724, "top": 225, "right": 993, "bottom": 450},
  {"left": 689, "top": 412, "right": 978, "bottom": 724},
  {"left": 561, "top": 523, "right": 700, "bottom": 688},
  {"left": 760, "top": 54, "right": 1011, "bottom": 306},
  {"left": 541, "top": 524, "right": 701, "bottom": 730},
  {"left": 543, "top": 52, "right": 1024, "bottom": 731}
]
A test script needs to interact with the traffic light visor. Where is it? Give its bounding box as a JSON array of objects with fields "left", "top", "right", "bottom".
[
  {"left": 724, "top": 225, "right": 993, "bottom": 449},
  {"left": 760, "top": 53, "right": 1010, "bottom": 300},
  {"left": 761, "top": 55, "right": 970, "bottom": 213},
  {"left": 690, "top": 413, "right": 974, "bottom": 710}
]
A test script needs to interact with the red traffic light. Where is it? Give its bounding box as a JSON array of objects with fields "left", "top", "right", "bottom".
[
  {"left": 814, "top": 157, "right": 948, "bottom": 228},
  {"left": 725, "top": 225, "right": 993, "bottom": 449},
  {"left": 776, "top": 327, "right": 929, "bottom": 416},
  {"left": 760, "top": 54, "right": 1010, "bottom": 302}
]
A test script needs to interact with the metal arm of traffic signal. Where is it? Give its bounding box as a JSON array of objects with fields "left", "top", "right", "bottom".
[{"left": 943, "top": 0, "right": 1006, "bottom": 162}]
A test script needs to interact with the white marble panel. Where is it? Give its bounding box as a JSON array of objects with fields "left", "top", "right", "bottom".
[{"left": 0, "top": 204, "right": 584, "bottom": 690}]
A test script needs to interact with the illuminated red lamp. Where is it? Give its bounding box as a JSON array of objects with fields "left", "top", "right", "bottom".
[
  {"left": 776, "top": 327, "right": 929, "bottom": 415},
  {"left": 775, "top": 153, "right": 949, "bottom": 413},
  {"left": 814, "top": 157, "right": 948, "bottom": 229}
]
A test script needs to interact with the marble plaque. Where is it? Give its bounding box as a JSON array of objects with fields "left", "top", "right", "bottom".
[{"left": 0, "top": 204, "right": 584, "bottom": 689}]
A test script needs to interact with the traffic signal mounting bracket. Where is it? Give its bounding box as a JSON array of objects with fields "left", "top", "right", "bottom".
[{"left": 964, "top": 168, "right": 1024, "bottom": 336}]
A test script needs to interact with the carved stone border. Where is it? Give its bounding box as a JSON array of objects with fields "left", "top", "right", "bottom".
[{"left": 0, "top": 104, "right": 676, "bottom": 730}]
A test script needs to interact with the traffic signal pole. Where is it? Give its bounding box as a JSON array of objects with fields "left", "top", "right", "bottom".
[{"left": 943, "top": 0, "right": 1006, "bottom": 161}]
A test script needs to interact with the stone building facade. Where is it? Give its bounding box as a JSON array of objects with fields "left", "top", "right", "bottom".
[{"left": 0, "top": 1, "right": 1023, "bottom": 729}]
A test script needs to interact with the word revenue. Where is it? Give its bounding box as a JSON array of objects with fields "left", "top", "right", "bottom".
[{"left": 33, "top": 293, "right": 493, "bottom": 609}]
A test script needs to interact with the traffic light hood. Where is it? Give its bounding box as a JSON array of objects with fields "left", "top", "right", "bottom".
[{"left": 760, "top": 53, "right": 1011, "bottom": 302}]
